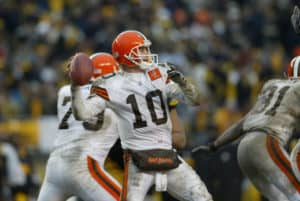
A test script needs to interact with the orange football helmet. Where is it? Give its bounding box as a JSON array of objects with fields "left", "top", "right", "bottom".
[
  {"left": 89, "top": 52, "right": 120, "bottom": 79},
  {"left": 112, "top": 30, "right": 158, "bottom": 69},
  {"left": 287, "top": 56, "right": 300, "bottom": 79}
]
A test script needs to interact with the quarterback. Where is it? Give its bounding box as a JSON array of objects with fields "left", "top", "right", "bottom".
[
  {"left": 38, "top": 51, "right": 188, "bottom": 201},
  {"left": 71, "top": 30, "right": 212, "bottom": 201}
]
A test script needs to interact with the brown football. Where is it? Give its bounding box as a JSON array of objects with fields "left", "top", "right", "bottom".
[{"left": 69, "top": 52, "right": 93, "bottom": 85}]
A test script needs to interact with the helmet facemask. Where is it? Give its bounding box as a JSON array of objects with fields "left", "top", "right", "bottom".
[{"left": 124, "top": 40, "right": 158, "bottom": 70}]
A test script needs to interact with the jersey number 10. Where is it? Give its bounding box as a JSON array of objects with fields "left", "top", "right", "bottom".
[{"left": 127, "top": 89, "right": 168, "bottom": 129}]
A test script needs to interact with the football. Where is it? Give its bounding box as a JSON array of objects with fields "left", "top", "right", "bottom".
[{"left": 69, "top": 52, "right": 93, "bottom": 85}]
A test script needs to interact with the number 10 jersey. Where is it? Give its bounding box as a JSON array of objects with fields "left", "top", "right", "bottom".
[{"left": 92, "top": 67, "right": 183, "bottom": 151}]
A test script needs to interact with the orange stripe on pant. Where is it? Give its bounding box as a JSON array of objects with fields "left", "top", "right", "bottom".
[
  {"left": 266, "top": 135, "right": 300, "bottom": 192},
  {"left": 121, "top": 151, "right": 130, "bottom": 201},
  {"left": 297, "top": 151, "right": 300, "bottom": 174},
  {"left": 87, "top": 156, "right": 121, "bottom": 200}
]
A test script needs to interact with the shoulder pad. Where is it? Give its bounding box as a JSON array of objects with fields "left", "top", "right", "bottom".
[{"left": 58, "top": 85, "right": 71, "bottom": 97}]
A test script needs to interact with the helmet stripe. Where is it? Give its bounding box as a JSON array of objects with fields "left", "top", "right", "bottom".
[
  {"left": 294, "top": 57, "right": 300, "bottom": 78},
  {"left": 135, "top": 31, "right": 147, "bottom": 40}
]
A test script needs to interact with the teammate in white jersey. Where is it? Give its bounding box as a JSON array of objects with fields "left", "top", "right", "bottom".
[
  {"left": 193, "top": 56, "right": 300, "bottom": 201},
  {"left": 288, "top": 5, "right": 300, "bottom": 187},
  {"left": 71, "top": 30, "right": 212, "bottom": 201},
  {"left": 37, "top": 53, "right": 122, "bottom": 201}
]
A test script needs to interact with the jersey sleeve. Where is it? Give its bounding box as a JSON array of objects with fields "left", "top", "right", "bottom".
[
  {"left": 159, "top": 66, "right": 202, "bottom": 105},
  {"left": 90, "top": 85, "right": 110, "bottom": 101},
  {"left": 57, "top": 85, "right": 71, "bottom": 120},
  {"left": 71, "top": 85, "right": 106, "bottom": 121},
  {"left": 214, "top": 117, "right": 245, "bottom": 148}
]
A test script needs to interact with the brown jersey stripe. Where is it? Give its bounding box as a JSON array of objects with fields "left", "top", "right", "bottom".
[
  {"left": 120, "top": 151, "right": 130, "bottom": 201},
  {"left": 94, "top": 88, "right": 108, "bottom": 96},
  {"left": 166, "top": 76, "right": 171, "bottom": 84},
  {"left": 87, "top": 156, "right": 121, "bottom": 200},
  {"left": 96, "top": 93, "right": 109, "bottom": 101},
  {"left": 91, "top": 87, "right": 109, "bottom": 96},
  {"left": 91, "top": 86, "right": 110, "bottom": 101},
  {"left": 266, "top": 136, "right": 300, "bottom": 192}
]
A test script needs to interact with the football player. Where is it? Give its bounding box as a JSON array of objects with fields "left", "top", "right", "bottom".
[
  {"left": 71, "top": 30, "right": 212, "bottom": 201},
  {"left": 37, "top": 53, "right": 122, "bottom": 201},
  {"left": 287, "top": 4, "right": 300, "bottom": 187},
  {"left": 193, "top": 56, "right": 300, "bottom": 201},
  {"left": 37, "top": 51, "right": 187, "bottom": 201}
]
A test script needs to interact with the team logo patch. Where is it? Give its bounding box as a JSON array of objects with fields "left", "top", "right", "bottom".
[{"left": 148, "top": 68, "right": 161, "bottom": 81}]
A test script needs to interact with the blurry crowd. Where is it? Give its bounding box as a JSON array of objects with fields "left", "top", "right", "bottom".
[
  {"left": 0, "top": 134, "right": 39, "bottom": 201},
  {"left": 1, "top": 0, "right": 300, "bottom": 201}
]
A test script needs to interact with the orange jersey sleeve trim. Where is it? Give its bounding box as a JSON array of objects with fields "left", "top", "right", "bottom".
[{"left": 91, "top": 86, "right": 110, "bottom": 101}]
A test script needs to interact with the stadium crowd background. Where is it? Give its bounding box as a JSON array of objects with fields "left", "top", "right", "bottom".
[{"left": 0, "top": 0, "right": 300, "bottom": 201}]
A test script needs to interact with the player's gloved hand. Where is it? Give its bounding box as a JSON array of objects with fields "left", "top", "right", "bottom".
[
  {"left": 291, "top": 6, "right": 300, "bottom": 34},
  {"left": 166, "top": 63, "right": 186, "bottom": 86},
  {"left": 191, "top": 142, "right": 217, "bottom": 154}
]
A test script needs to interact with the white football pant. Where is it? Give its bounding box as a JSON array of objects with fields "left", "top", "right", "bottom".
[
  {"left": 37, "top": 148, "right": 121, "bottom": 201},
  {"left": 122, "top": 156, "right": 213, "bottom": 201},
  {"left": 238, "top": 132, "right": 300, "bottom": 201}
]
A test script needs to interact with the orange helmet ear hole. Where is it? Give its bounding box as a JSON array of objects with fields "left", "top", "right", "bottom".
[{"left": 90, "top": 52, "right": 119, "bottom": 78}]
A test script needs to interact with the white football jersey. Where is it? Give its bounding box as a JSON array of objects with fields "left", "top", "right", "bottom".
[
  {"left": 90, "top": 66, "right": 183, "bottom": 150},
  {"left": 55, "top": 84, "right": 119, "bottom": 164},
  {"left": 243, "top": 79, "right": 300, "bottom": 144}
]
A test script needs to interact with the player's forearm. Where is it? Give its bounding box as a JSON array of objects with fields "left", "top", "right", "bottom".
[
  {"left": 172, "top": 132, "right": 186, "bottom": 149},
  {"left": 179, "top": 79, "right": 202, "bottom": 106},
  {"left": 213, "top": 118, "right": 245, "bottom": 149},
  {"left": 71, "top": 85, "right": 104, "bottom": 120},
  {"left": 170, "top": 109, "right": 186, "bottom": 149}
]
